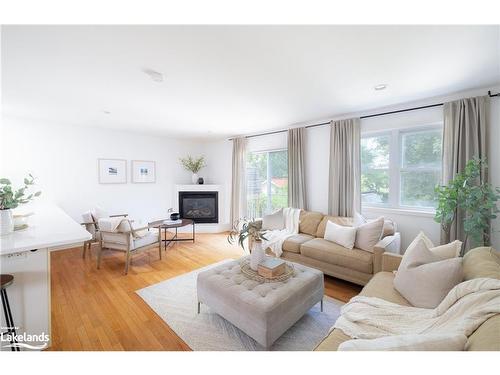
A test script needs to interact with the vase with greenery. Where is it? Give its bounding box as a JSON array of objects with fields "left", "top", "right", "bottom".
[
  {"left": 228, "top": 218, "right": 268, "bottom": 270},
  {"left": 434, "top": 158, "right": 500, "bottom": 254},
  {"left": 179, "top": 155, "right": 206, "bottom": 184},
  {"left": 0, "top": 174, "right": 42, "bottom": 235}
]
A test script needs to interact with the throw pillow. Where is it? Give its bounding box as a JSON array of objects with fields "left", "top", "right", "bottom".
[
  {"left": 353, "top": 212, "right": 396, "bottom": 238},
  {"left": 91, "top": 206, "right": 109, "bottom": 221},
  {"left": 353, "top": 211, "right": 367, "bottom": 227},
  {"left": 324, "top": 220, "right": 357, "bottom": 249},
  {"left": 354, "top": 216, "right": 384, "bottom": 252},
  {"left": 338, "top": 333, "right": 467, "bottom": 351},
  {"left": 262, "top": 208, "right": 285, "bottom": 230},
  {"left": 394, "top": 233, "right": 463, "bottom": 308}
]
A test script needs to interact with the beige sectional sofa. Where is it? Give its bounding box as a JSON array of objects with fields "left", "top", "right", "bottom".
[
  {"left": 315, "top": 246, "right": 500, "bottom": 351},
  {"left": 256, "top": 210, "right": 401, "bottom": 286}
]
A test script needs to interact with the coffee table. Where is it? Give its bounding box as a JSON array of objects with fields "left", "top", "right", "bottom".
[
  {"left": 149, "top": 218, "right": 195, "bottom": 251},
  {"left": 196, "top": 257, "right": 324, "bottom": 349}
]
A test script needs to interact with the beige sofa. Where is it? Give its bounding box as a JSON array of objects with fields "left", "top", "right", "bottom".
[
  {"left": 315, "top": 246, "right": 500, "bottom": 351},
  {"left": 255, "top": 210, "right": 401, "bottom": 286}
]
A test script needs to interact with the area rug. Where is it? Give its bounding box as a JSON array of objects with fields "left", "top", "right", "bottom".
[{"left": 136, "top": 260, "right": 344, "bottom": 351}]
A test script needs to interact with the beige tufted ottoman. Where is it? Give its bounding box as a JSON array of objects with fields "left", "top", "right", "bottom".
[{"left": 196, "top": 257, "right": 324, "bottom": 348}]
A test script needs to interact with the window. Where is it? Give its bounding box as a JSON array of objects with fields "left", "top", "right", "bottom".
[
  {"left": 246, "top": 149, "right": 288, "bottom": 218},
  {"left": 361, "top": 126, "right": 442, "bottom": 210}
]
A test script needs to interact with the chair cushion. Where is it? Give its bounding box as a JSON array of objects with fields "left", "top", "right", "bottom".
[
  {"left": 82, "top": 211, "right": 96, "bottom": 237},
  {"left": 282, "top": 234, "right": 315, "bottom": 253},
  {"left": 316, "top": 216, "right": 353, "bottom": 238},
  {"left": 132, "top": 229, "right": 159, "bottom": 250},
  {"left": 91, "top": 206, "right": 109, "bottom": 221},
  {"left": 299, "top": 210, "right": 324, "bottom": 236},
  {"left": 300, "top": 238, "right": 373, "bottom": 274}
]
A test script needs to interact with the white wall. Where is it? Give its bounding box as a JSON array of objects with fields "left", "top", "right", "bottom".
[{"left": 0, "top": 116, "right": 205, "bottom": 223}]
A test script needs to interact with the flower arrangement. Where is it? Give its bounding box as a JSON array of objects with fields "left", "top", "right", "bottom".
[
  {"left": 179, "top": 155, "right": 206, "bottom": 174},
  {"left": 227, "top": 218, "right": 267, "bottom": 250},
  {"left": 0, "top": 174, "right": 41, "bottom": 210}
]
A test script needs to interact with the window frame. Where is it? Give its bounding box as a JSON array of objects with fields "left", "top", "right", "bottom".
[
  {"left": 361, "top": 123, "right": 443, "bottom": 212},
  {"left": 246, "top": 147, "right": 288, "bottom": 218}
]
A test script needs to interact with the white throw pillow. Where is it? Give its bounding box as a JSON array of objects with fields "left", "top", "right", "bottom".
[
  {"left": 394, "top": 232, "right": 463, "bottom": 308},
  {"left": 354, "top": 216, "right": 384, "bottom": 252},
  {"left": 262, "top": 208, "right": 285, "bottom": 230},
  {"left": 353, "top": 211, "right": 367, "bottom": 227},
  {"left": 338, "top": 333, "right": 467, "bottom": 351},
  {"left": 324, "top": 220, "right": 357, "bottom": 249},
  {"left": 91, "top": 206, "right": 109, "bottom": 221}
]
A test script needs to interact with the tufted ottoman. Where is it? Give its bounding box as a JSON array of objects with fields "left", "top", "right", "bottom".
[{"left": 196, "top": 257, "right": 324, "bottom": 348}]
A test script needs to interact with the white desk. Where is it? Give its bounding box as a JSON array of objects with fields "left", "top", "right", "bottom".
[{"left": 0, "top": 202, "right": 91, "bottom": 350}]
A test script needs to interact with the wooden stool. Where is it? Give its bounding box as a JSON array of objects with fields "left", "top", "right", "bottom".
[{"left": 1, "top": 274, "right": 19, "bottom": 351}]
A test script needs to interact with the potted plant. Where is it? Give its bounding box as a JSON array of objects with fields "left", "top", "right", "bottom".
[
  {"left": 228, "top": 218, "right": 268, "bottom": 270},
  {"left": 0, "top": 174, "right": 42, "bottom": 235},
  {"left": 179, "top": 155, "right": 206, "bottom": 184},
  {"left": 434, "top": 158, "right": 500, "bottom": 254}
]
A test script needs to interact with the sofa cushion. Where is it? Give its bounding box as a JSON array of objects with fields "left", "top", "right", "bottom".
[
  {"left": 300, "top": 238, "right": 373, "bottom": 274},
  {"left": 282, "top": 233, "right": 315, "bottom": 253},
  {"left": 299, "top": 210, "right": 324, "bottom": 236},
  {"left": 463, "top": 247, "right": 500, "bottom": 280},
  {"left": 394, "top": 234, "right": 463, "bottom": 308},
  {"left": 316, "top": 216, "right": 353, "bottom": 238}
]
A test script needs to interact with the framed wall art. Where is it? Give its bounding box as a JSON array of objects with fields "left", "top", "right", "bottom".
[
  {"left": 98, "top": 159, "right": 127, "bottom": 184},
  {"left": 131, "top": 160, "right": 156, "bottom": 183}
]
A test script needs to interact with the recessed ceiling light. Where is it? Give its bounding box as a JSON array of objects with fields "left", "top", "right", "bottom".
[
  {"left": 103, "top": 110, "right": 111, "bottom": 115},
  {"left": 374, "top": 84, "right": 387, "bottom": 91},
  {"left": 142, "top": 68, "right": 164, "bottom": 83}
]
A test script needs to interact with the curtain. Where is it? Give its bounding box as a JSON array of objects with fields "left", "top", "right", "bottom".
[
  {"left": 442, "top": 95, "right": 488, "bottom": 245},
  {"left": 287, "top": 127, "right": 307, "bottom": 209},
  {"left": 328, "top": 118, "right": 361, "bottom": 217},
  {"left": 230, "top": 137, "right": 248, "bottom": 225}
]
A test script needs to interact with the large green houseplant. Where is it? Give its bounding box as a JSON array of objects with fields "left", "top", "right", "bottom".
[
  {"left": 434, "top": 158, "right": 500, "bottom": 254},
  {"left": 0, "top": 174, "right": 41, "bottom": 235}
]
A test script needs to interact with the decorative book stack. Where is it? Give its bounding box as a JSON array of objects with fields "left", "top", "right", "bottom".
[{"left": 258, "top": 258, "right": 286, "bottom": 278}]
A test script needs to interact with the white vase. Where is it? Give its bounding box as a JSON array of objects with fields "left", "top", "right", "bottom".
[
  {"left": 250, "top": 240, "right": 266, "bottom": 271},
  {"left": 0, "top": 209, "right": 14, "bottom": 236},
  {"left": 191, "top": 173, "right": 199, "bottom": 184}
]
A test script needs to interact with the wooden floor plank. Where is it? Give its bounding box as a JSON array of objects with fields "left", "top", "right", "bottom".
[{"left": 50, "top": 233, "right": 361, "bottom": 351}]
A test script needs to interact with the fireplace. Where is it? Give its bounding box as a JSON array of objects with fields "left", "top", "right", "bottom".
[{"left": 179, "top": 191, "right": 219, "bottom": 224}]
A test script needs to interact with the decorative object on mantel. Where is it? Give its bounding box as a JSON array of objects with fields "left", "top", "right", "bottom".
[
  {"left": 240, "top": 258, "right": 295, "bottom": 283},
  {"left": 131, "top": 160, "right": 156, "bottom": 183},
  {"left": 227, "top": 218, "right": 268, "bottom": 270},
  {"left": 434, "top": 158, "right": 500, "bottom": 254},
  {"left": 98, "top": 158, "right": 127, "bottom": 184},
  {"left": 0, "top": 174, "right": 41, "bottom": 235},
  {"left": 197, "top": 177, "right": 204, "bottom": 185},
  {"left": 179, "top": 155, "right": 206, "bottom": 184}
]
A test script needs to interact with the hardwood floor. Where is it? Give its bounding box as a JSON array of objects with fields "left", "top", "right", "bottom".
[{"left": 49, "top": 232, "right": 361, "bottom": 351}]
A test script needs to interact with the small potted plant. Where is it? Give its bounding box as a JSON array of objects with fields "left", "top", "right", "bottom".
[
  {"left": 179, "top": 155, "right": 206, "bottom": 184},
  {"left": 0, "top": 174, "right": 41, "bottom": 235},
  {"left": 228, "top": 218, "right": 268, "bottom": 270}
]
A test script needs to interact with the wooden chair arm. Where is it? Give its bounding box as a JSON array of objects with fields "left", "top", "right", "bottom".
[{"left": 110, "top": 213, "right": 128, "bottom": 218}]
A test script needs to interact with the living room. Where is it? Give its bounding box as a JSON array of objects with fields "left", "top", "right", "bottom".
[{"left": 0, "top": 1, "right": 499, "bottom": 374}]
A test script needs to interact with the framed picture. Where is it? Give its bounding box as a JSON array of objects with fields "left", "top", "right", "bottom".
[
  {"left": 131, "top": 160, "right": 156, "bottom": 183},
  {"left": 98, "top": 159, "right": 127, "bottom": 184}
]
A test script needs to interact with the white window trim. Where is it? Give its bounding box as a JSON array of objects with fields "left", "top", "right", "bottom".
[{"left": 361, "top": 123, "right": 443, "bottom": 213}]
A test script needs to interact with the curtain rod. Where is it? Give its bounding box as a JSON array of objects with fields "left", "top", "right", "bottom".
[{"left": 228, "top": 90, "right": 500, "bottom": 140}]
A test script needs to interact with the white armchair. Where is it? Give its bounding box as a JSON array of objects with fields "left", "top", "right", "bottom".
[
  {"left": 97, "top": 218, "right": 161, "bottom": 274},
  {"left": 80, "top": 208, "right": 128, "bottom": 259}
]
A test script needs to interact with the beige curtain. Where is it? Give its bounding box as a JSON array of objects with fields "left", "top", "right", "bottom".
[
  {"left": 442, "top": 95, "right": 488, "bottom": 245},
  {"left": 287, "top": 127, "right": 307, "bottom": 209},
  {"left": 328, "top": 118, "right": 361, "bottom": 217},
  {"left": 230, "top": 137, "right": 248, "bottom": 225}
]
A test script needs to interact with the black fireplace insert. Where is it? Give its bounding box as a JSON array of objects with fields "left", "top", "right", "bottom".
[{"left": 178, "top": 191, "right": 218, "bottom": 224}]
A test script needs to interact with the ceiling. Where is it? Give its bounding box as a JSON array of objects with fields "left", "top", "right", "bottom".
[{"left": 2, "top": 25, "right": 499, "bottom": 139}]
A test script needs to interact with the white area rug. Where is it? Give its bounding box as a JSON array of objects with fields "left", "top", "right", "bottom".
[{"left": 136, "top": 260, "right": 344, "bottom": 351}]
